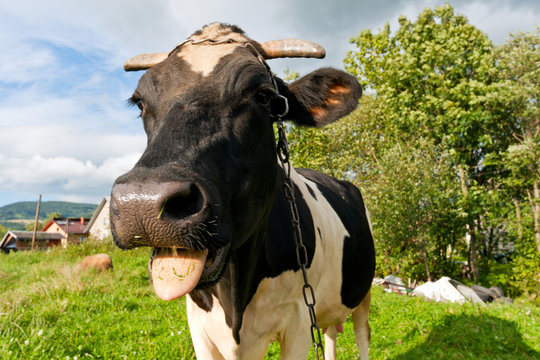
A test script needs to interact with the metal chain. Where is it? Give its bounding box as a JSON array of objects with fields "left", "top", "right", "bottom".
[{"left": 276, "top": 121, "right": 325, "bottom": 360}]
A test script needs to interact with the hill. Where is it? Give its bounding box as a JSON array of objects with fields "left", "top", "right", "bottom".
[{"left": 0, "top": 201, "right": 98, "bottom": 221}]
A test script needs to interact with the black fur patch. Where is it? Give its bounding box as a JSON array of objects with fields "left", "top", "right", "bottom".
[
  {"left": 306, "top": 183, "right": 317, "bottom": 200},
  {"left": 297, "top": 168, "right": 375, "bottom": 308}
]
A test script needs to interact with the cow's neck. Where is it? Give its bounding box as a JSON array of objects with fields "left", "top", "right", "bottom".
[
  {"left": 188, "top": 164, "right": 282, "bottom": 342},
  {"left": 189, "top": 224, "right": 269, "bottom": 343}
]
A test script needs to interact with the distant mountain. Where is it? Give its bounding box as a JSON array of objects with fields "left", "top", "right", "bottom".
[{"left": 0, "top": 201, "right": 98, "bottom": 221}]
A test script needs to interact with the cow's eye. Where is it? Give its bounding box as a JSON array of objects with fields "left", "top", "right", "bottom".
[
  {"left": 255, "top": 91, "right": 272, "bottom": 106},
  {"left": 135, "top": 99, "right": 144, "bottom": 111},
  {"left": 129, "top": 96, "right": 145, "bottom": 112}
]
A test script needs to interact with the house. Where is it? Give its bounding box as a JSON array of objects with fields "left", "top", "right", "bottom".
[
  {"left": 0, "top": 231, "right": 64, "bottom": 253},
  {"left": 41, "top": 217, "right": 90, "bottom": 247},
  {"left": 1, "top": 198, "right": 111, "bottom": 253},
  {"left": 84, "top": 197, "right": 111, "bottom": 240}
]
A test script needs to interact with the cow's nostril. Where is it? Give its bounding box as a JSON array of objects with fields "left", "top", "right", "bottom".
[{"left": 162, "top": 184, "right": 204, "bottom": 220}]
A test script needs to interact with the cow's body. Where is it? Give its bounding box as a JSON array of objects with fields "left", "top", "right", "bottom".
[
  {"left": 187, "top": 167, "right": 374, "bottom": 359},
  {"left": 111, "top": 23, "right": 375, "bottom": 359}
]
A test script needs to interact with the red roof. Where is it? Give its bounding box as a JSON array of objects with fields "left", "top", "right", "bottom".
[{"left": 41, "top": 217, "right": 90, "bottom": 234}]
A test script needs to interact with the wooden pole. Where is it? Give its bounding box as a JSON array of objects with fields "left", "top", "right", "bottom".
[
  {"left": 64, "top": 216, "right": 69, "bottom": 247},
  {"left": 31, "top": 194, "right": 42, "bottom": 251}
]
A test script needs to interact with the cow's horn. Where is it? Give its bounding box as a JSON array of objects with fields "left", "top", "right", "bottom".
[
  {"left": 261, "top": 39, "right": 326, "bottom": 59},
  {"left": 123, "top": 39, "right": 326, "bottom": 71},
  {"left": 124, "top": 53, "right": 168, "bottom": 71}
]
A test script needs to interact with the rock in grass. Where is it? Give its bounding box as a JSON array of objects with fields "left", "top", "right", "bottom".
[{"left": 78, "top": 254, "right": 113, "bottom": 271}]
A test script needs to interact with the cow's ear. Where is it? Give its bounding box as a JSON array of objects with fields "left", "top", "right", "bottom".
[{"left": 279, "top": 68, "right": 362, "bottom": 127}]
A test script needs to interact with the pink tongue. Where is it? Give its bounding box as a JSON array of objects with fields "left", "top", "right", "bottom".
[{"left": 151, "top": 249, "right": 208, "bottom": 301}]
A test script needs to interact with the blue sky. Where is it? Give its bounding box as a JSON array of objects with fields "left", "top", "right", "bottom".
[{"left": 0, "top": 0, "right": 538, "bottom": 207}]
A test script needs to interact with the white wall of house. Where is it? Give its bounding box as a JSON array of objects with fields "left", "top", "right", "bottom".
[{"left": 88, "top": 197, "right": 111, "bottom": 240}]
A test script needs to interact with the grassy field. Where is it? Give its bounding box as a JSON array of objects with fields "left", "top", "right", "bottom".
[{"left": 1, "top": 241, "right": 538, "bottom": 360}]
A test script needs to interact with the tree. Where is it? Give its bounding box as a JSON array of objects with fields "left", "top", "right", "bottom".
[
  {"left": 495, "top": 28, "right": 540, "bottom": 252},
  {"left": 364, "top": 138, "right": 464, "bottom": 280},
  {"left": 0, "top": 224, "right": 7, "bottom": 240},
  {"left": 344, "top": 4, "right": 518, "bottom": 281},
  {"left": 486, "top": 28, "right": 540, "bottom": 295},
  {"left": 288, "top": 94, "right": 391, "bottom": 181},
  {"left": 287, "top": 95, "right": 464, "bottom": 281},
  {"left": 283, "top": 68, "right": 300, "bottom": 83}
]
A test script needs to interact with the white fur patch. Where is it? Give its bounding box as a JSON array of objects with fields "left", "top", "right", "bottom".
[
  {"left": 289, "top": 168, "right": 352, "bottom": 327},
  {"left": 177, "top": 23, "right": 250, "bottom": 77},
  {"left": 364, "top": 204, "right": 374, "bottom": 235},
  {"left": 187, "top": 295, "right": 238, "bottom": 359},
  {"left": 177, "top": 43, "right": 240, "bottom": 77}
]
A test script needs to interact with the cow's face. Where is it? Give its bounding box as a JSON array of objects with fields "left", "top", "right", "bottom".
[{"left": 110, "top": 23, "right": 361, "bottom": 300}]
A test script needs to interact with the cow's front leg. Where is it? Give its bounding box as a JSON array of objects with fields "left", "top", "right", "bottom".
[
  {"left": 186, "top": 296, "right": 236, "bottom": 359},
  {"left": 323, "top": 325, "right": 338, "bottom": 360},
  {"left": 279, "top": 314, "right": 312, "bottom": 360},
  {"left": 235, "top": 339, "right": 272, "bottom": 360},
  {"left": 190, "top": 334, "right": 225, "bottom": 360}
]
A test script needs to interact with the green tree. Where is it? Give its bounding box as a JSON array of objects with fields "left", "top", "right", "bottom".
[
  {"left": 0, "top": 224, "right": 7, "bottom": 240},
  {"left": 365, "top": 138, "right": 464, "bottom": 280},
  {"left": 495, "top": 28, "right": 540, "bottom": 252},
  {"left": 344, "top": 3, "right": 518, "bottom": 281},
  {"left": 481, "top": 29, "right": 540, "bottom": 296},
  {"left": 287, "top": 95, "right": 464, "bottom": 281},
  {"left": 288, "top": 94, "right": 390, "bottom": 181},
  {"left": 283, "top": 67, "right": 300, "bottom": 83},
  {"left": 500, "top": 139, "right": 540, "bottom": 295}
]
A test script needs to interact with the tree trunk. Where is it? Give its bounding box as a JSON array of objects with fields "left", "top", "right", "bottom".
[
  {"left": 458, "top": 164, "right": 469, "bottom": 197},
  {"left": 531, "top": 180, "right": 540, "bottom": 254},
  {"left": 422, "top": 249, "right": 432, "bottom": 282},
  {"left": 420, "top": 230, "right": 432, "bottom": 281},
  {"left": 468, "top": 228, "right": 479, "bottom": 282},
  {"left": 513, "top": 197, "right": 523, "bottom": 241},
  {"left": 458, "top": 164, "right": 479, "bottom": 282}
]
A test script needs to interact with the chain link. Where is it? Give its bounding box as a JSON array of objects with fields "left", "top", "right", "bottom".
[{"left": 276, "top": 121, "right": 325, "bottom": 360}]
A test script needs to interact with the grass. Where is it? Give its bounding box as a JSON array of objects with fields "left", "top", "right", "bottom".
[{"left": 1, "top": 241, "right": 538, "bottom": 359}]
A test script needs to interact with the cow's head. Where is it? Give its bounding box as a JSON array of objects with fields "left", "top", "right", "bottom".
[{"left": 110, "top": 23, "right": 361, "bottom": 300}]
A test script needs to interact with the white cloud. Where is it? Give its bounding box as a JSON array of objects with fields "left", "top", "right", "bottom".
[
  {"left": 461, "top": 1, "right": 539, "bottom": 44},
  {"left": 0, "top": 152, "right": 141, "bottom": 202},
  {"left": 0, "top": 83, "right": 145, "bottom": 161},
  {"left": 383, "top": 0, "right": 540, "bottom": 44},
  {"left": 0, "top": 37, "right": 58, "bottom": 84},
  {"left": 1, "top": 125, "right": 144, "bottom": 160}
]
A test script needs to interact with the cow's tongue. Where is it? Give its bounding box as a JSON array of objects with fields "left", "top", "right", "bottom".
[{"left": 151, "top": 248, "right": 208, "bottom": 301}]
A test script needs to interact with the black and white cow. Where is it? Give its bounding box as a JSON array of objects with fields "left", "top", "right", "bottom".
[{"left": 110, "top": 23, "right": 375, "bottom": 360}]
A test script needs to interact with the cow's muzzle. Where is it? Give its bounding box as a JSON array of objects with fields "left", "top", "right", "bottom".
[
  {"left": 110, "top": 179, "right": 232, "bottom": 298},
  {"left": 110, "top": 181, "right": 215, "bottom": 250}
]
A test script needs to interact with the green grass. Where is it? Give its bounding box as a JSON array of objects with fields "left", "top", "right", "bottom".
[{"left": 1, "top": 242, "right": 538, "bottom": 359}]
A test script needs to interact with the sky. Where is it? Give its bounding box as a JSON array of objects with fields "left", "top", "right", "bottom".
[{"left": 0, "top": 0, "right": 538, "bottom": 207}]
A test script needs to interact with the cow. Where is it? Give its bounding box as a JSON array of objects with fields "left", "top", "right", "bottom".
[{"left": 110, "top": 23, "right": 375, "bottom": 360}]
